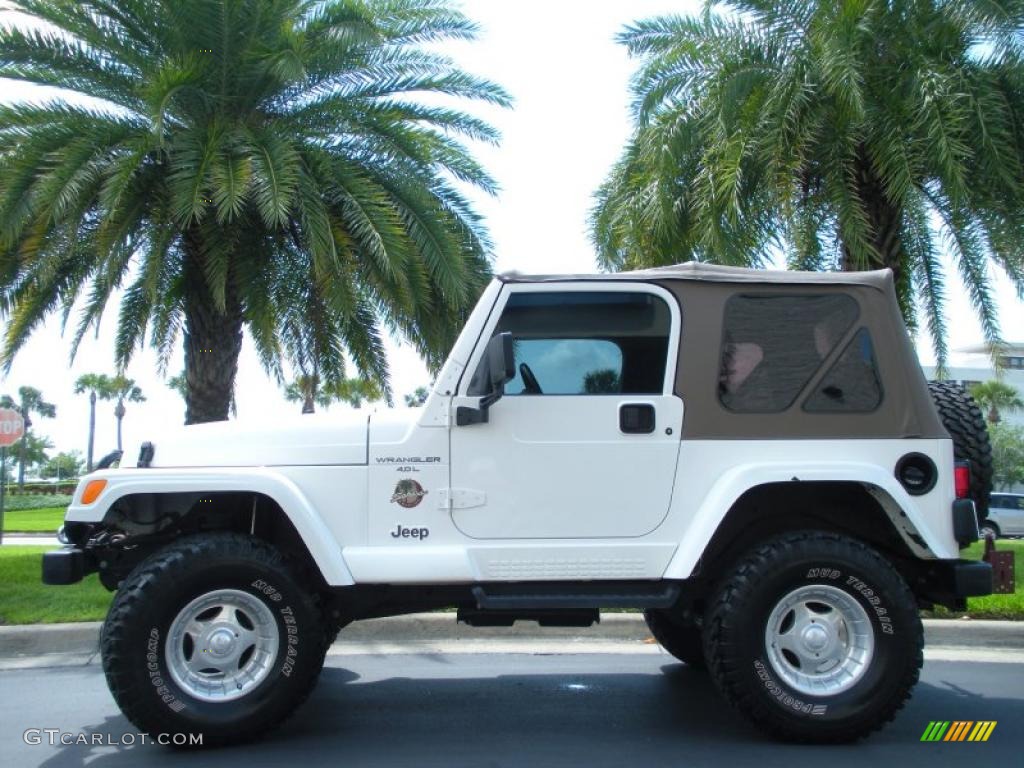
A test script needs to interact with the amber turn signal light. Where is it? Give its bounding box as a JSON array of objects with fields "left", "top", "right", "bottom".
[{"left": 81, "top": 479, "right": 107, "bottom": 505}]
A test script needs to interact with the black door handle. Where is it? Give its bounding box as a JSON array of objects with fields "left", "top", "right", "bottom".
[{"left": 619, "top": 403, "right": 655, "bottom": 434}]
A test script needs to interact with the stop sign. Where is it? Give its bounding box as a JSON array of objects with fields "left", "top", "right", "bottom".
[{"left": 0, "top": 409, "right": 24, "bottom": 447}]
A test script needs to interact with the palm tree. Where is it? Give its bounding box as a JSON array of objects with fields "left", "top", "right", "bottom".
[
  {"left": 167, "top": 371, "right": 234, "bottom": 419},
  {"left": 74, "top": 373, "right": 113, "bottom": 471},
  {"left": 970, "top": 379, "right": 1024, "bottom": 423},
  {"left": 285, "top": 374, "right": 323, "bottom": 414},
  {"left": 40, "top": 450, "right": 85, "bottom": 481},
  {"left": 166, "top": 372, "right": 189, "bottom": 402},
  {"left": 0, "top": 0, "right": 507, "bottom": 424},
  {"left": 284, "top": 374, "right": 382, "bottom": 414},
  {"left": 582, "top": 369, "right": 620, "bottom": 394},
  {"left": 17, "top": 432, "right": 53, "bottom": 478},
  {"left": 109, "top": 375, "right": 145, "bottom": 451},
  {"left": 0, "top": 387, "right": 56, "bottom": 487},
  {"left": 331, "top": 377, "right": 383, "bottom": 409},
  {"left": 593, "top": 1, "right": 1024, "bottom": 369},
  {"left": 403, "top": 386, "right": 429, "bottom": 407}
]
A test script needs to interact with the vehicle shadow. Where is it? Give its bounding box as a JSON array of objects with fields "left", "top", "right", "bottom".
[{"left": 35, "top": 662, "right": 1021, "bottom": 768}]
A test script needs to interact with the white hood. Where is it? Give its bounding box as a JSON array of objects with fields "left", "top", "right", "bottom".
[{"left": 131, "top": 411, "right": 370, "bottom": 468}]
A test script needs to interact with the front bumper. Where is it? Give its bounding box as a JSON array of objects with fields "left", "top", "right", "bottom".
[{"left": 42, "top": 547, "right": 92, "bottom": 585}]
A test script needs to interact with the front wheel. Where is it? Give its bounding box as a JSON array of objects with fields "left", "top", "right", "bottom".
[
  {"left": 100, "top": 533, "right": 330, "bottom": 747},
  {"left": 704, "top": 531, "right": 922, "bottom": 743}
]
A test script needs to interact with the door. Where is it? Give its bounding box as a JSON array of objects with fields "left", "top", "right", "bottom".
[{"left": 449, "top": 283, "right": 683, "bottom": 540}]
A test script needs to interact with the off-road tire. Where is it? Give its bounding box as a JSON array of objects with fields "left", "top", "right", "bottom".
[
  {"left": 100, "top": 533, "right": 329, "bottom": 748},
  {"left": 928, "top": 381, "right": 993, "bottom": 517},
  {"left": 704, "top": 531, "right": 922, "bottom": 743},
  {"left": 643, "top": 609, "right": 706, "bottom": 668}
]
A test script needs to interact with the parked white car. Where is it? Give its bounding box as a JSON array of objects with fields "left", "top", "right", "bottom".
[
  {"left": 984, "top": 493, "right": 1024, "bottom": 538},
  {"left": 44, "top": 263, "right": 994, "bottom": 746}
]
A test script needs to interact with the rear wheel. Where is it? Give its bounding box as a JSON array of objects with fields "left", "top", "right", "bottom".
[
  {"left": 704, "top": 531, "right": 922, "bottom": 743},
  {"left": 643, "top": 609, "right": 706, "bottom": 668},
  {"left": 100, "top": 533, "right": 329, "bottom": 748}
]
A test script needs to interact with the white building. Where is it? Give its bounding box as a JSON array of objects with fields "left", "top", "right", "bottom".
[{"left": 921, "top": 342, "right": 1024, "bottom": 429}]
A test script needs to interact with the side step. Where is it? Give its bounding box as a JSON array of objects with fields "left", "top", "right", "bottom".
[
  {"left": 458, "top": 608, "right": 599, "bottom": 628},
  {"left": 470, "top": 582, "right": 680, "bottom": 610},
  {"left": 456, "top": 582, "right": 681, "bottom": 627}
]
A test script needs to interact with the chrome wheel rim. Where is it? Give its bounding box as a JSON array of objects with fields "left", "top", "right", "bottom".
[
  {"left": 764, "top": 584, "right": 874, "bottom": 697},
  {"left": 166, "top": 589, "right": 279, "bottom": 702}
]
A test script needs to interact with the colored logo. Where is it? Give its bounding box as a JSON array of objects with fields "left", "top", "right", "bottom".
[
  {"left": 920, "top": 721, "right": 996, "bottom": 742},
  {"left": 391, "top": 479, "right": 428, "bottom": 509}
]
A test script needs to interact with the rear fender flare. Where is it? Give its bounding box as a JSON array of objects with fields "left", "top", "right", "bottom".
[{"left": 663, "top": 462, "right": 952, "bottom": 580}]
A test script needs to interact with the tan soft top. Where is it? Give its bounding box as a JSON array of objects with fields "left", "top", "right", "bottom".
[
  {"left": 501, "top": 261, "right": 944, "bottom": 440},
  {"left": 500, "top": 262, "right": 894, "bottom": 291}
]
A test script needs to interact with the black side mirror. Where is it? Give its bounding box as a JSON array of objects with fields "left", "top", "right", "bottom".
[
  {"left": 457, "top": 333, "right": 515, "bottom": 426},
  {"left": 487, "top": 332, "right": 515, "bottom": 391}
]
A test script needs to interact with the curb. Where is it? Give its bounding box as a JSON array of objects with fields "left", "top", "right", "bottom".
[
  {"left": 0, "top": 621, "right": 103, "bottom": 657},
  {"left": 1, "top": 614, "right": 1022, "bottom": 660},
  {"left": 0, "top": 534, "right": 61, "bottom": 547}
]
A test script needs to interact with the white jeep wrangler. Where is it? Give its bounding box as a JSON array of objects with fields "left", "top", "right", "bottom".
[{"left": 44, "top": 263, "right": 993, "bottom": 745}]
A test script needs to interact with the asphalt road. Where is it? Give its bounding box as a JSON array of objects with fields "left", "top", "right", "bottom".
[{"left": 0, "top": 652, "right": 1020, "bottom": 768}]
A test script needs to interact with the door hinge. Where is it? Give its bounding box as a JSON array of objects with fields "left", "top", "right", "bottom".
[{"left": 438, "top": 488, "right": 486, "bottom": 510}]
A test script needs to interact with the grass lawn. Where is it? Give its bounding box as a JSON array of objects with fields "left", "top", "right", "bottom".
[
  {"left": 925, "top": 539, "right": 1024, "bottom": 620},
  {"left": 1, "top": 494, "right": 73, "bottom": 512},
  {"left": 0, "top": 546, "right": 112, "bottom": 625},
  {"left": 2, "top": 507, "right": 65, "bottom": 533},
  {"left": 0, "top": 541, "right": 1020, "bottom": 626}
]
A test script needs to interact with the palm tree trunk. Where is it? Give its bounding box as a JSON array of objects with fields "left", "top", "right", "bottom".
[
  {"left": 842, "top": 148, "right": 908, "bottom": 309},
  {"left": 17, "top": 408, "right": 28, "bottom": 489},
  {"left": 17, "top": 435, "right": 25, "bottom": 488},
  {"left": 86, "top": 391, "right": 96, "bottom": 472},
  {"left": 115, "top": 399, "right": 125, "bottom": 451},
  {"left": 182, "top": 231, "right": 243, "bottom": 425}
]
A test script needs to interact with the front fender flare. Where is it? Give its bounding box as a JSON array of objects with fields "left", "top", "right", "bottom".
[{"left": 66, "top": 468, "right": 354, "bottom": 586}]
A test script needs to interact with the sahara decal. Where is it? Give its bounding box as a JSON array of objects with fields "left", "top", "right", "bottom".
[{"left": 391, "top": 479, "right": 428, "bottom": 509}]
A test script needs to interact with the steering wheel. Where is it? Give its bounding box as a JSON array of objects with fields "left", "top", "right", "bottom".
[{"left": 519, "top": 362, "right": 543, "bottom": 394}]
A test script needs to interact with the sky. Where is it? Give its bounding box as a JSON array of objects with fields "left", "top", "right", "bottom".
[{"left": 0, "top": 0, "right": 1022, "bottom": 462}]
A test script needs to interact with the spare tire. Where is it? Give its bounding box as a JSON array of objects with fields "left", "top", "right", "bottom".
[{"left": 927, "top": 381, "right": 993, "bottom": 518}]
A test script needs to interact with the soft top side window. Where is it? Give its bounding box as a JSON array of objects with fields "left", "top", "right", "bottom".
[
  {"left": 468, "top": 290, "right": 671, "bottom": 396},
  {"left": 803, "top": 328, "right": 883, "bottom": 413},
  {"left": 718, "top": 294, "right": 858, "bottom": 413}
]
